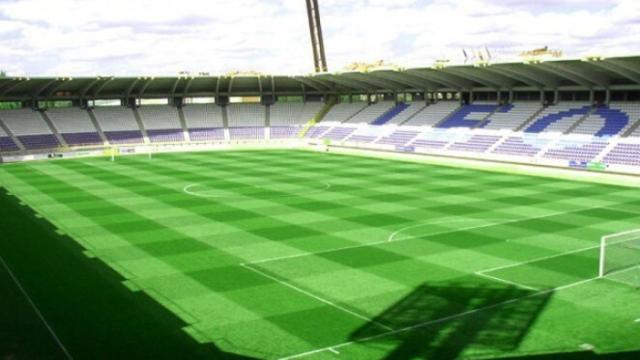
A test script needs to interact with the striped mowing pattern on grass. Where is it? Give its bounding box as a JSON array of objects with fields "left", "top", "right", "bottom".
[{"left": 1, "top": 150, "right": 640, "bottom": 359}]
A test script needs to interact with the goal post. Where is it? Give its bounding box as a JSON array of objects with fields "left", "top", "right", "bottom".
[
  {"left": 103, "top": 146, "right": 120, "bottom": 162},
  {"left": 599, "top": 229, "right": 640, "bottom": 278}
]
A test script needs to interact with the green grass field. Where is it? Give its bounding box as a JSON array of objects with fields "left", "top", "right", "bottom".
[{"left": 1, "top": 149, "right": 640, "bottom": 360}]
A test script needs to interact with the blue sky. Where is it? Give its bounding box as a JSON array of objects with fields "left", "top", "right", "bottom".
[{"left": 0, "top": 0, "right": 638, "bottom": 76}]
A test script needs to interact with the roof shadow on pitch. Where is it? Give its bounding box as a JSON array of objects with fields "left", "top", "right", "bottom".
[
  {"left": 0, "top": 188, "right": 256, "bottom": 360},
  {"left": 349, "top": 281, "right": 552, "bottom": 360}
]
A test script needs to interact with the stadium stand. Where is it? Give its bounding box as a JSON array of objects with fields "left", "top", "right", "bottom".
[
  {"left": 438, "top": 104, "right": 501, "bottom": 129},
  {"left": 409, "top": 129, "right": 460, "bottom": 150},
  {"left": 448, "top": 134, "right": 503, "bottom": 153},
  {"left": 269, "top": 102, "right": 323, "bottom": 139},
  {"left": 542, "top": 139, "right": 608, "bottom": 162},
  {"left": 182, "top": 104, "right": 225, "bottom": 141},
  {"left": 320, "top": 125, "right": 357, "bottom": 141},
  {"left": 227, "top": 103, "right": 265, "bottom": 139},
  {"left": 603, "top": 143, "right": 640, "bottom": 166},
  {"left": 92, "top": 106, "right": 144, "bottom": 144},
  {"left": 0, "top": 109, "right": 59, "bottom": 149},
  {"left": 385, "top": 102, "right": 427, "bottom": 125},
  {"left": 0, "top": 125, "right": 20, "bottom": 152},
  {"left": 481, "top": 102, "right": 542, "bottom": 131},
  {"left": 524, "top": 103, "right": 591, "bottom": 134},
  {"left": 138, "top": 105, "right": 184, "bottom": 143},
  {"left": 492, "top": 135, "right": 551, "bottom": 158},
  {"left": 46, "top": 107, "right": 103, "bottom": 146},
  {"left": 569, "top": 104, "right": 634, "bottom": 137},
  {"left": 345, "top": 101, "right": 395, "bottom": 124},
  {"left": 322, "top": 102, "right": 368, "bottom": 123},
  {"left": 370, "top": 103, "right": 410, "bottom": 125},
  {"left": 402, "top": 101, "right": 459, "bottom": 126},
  {"left": 375, "top": 129, "right": 420, "bottom": 147}
]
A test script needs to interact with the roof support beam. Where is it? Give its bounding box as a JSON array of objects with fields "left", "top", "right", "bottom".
[
  {"left": 535, "top": 63, "right": 600, "bottom": 87},
  {"left": 371, "top": 72, "right": 437, "bottom": 90},
  {"left": 342, "top": 73, "right": 407, "bottom": 91},
  {"left": 293, "top": 76, "right": 331, "bottom": 91},
  {"left": 138, "top": 78, "right": 155, "bottom": 97},
  {"left": 0, "top": 79, "right": 27, "bottom": 97},
  {"left": 124, "top": 78, "right": 140, "bottom": 99},
  {"left": 319, "top": 76, "right": 372, "bottom": 92},
  {"left": 485, "top": 66, "right": 545, "bottom": 88},
  {"left": 598, "top": 60, "right": 640, "bottom": 84},
  {"left": 405, "top": 70, "right": 467, "bottom": 90},
  {"left": 228, "top": 77, "right": 235, "bottom": 93},
  {"left": 32, "top": 79, "right": 59, "bottom": 101},
  {"left": 169, "top": 77, "right": 182, "bottom": 98},
  {"left": 92, "top": 78, "right": 115, "bottom": 99},
  {"left": 342, "top": 73, "right": 402, "bottom": 90},
  {"left": 443, "top": 68, "right": 506, "bottom": 89},
  {"left": 79, "top": 78, "right": 103, "bottom": 99}
]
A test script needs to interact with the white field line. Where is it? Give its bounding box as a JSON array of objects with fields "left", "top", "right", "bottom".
[
  {"left": 474, "top": 271, "right": 540, "bottom": 291},
  {"left": 604, "top": 276, "right": 639, "bottom": 288},
  {"left": 476, "top": 244, "right": 601, "bottom": 275},
  {"left": 240, "top": 263, "right": 393, "bottom": 331},
  {"left": 183, "top": 182, "right": 331, "bottom": 199},
  {"left": 0, "top": 255, "right": 74, "bottom": 360},
  {"left": 248, "top": 204, "right": 629, "bottom": 266},
  {"left": 276, "top": 276, "right": 602, "bottom": 360}
]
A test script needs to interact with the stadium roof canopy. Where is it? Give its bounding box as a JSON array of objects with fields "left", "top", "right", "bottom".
[{"left": 1, "top": 55, "right": 640, "bottom": 101}]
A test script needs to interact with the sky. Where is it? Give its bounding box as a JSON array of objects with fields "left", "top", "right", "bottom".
[{"left": 0, "top": 0, "right": 638, "bottom": 76}]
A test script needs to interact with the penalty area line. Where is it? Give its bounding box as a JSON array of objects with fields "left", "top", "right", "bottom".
[
  {"left": 240, "top": 263, "right": 393, "bottom": 332},
  {"left": 276, "top": 275, "right": 602, "bottom": 360}
]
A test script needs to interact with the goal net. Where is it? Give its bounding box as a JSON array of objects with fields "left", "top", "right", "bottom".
[{"left": 599, "top": 229, "right": 640, "bottom": 284}]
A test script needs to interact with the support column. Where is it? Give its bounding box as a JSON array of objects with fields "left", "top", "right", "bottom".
[{"left": 605, "top": 89, "right": 611, "bottom": 105}]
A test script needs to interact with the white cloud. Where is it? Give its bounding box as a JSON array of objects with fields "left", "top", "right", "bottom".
[{"left": 0, "top": 0, "right": 638, "bottom": 76}]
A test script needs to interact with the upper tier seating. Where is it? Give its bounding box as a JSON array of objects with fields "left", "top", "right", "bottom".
[
  {"left": 227, "top": 104, "right": 265, "bottom": 139},
  {"left": 269, "top": 102, "right": 324, "bottom": 139},
  {"left": 438, "top": 104, "right": 502, "bottom": 129},
  {"left": 569, "top": 104, "right": 637, "bottom": 137},
  {"left": 370, "top": 103, "right": 409, "bottom": 125},
  {"left": 611, "top": 102, "right": 640, "bottom": 136},
  {"left": 46, "top": 107, "right": 102, "bottom": 146},
  {"left": 92, "top": 106, "right": 143, "bottom": 144},
  {"left": 385, "top": 102, "right": 427, "bottom": 125},
  {"left": 481, "top": 102, "right": 542, "bottom": 131},
  {"left": 138, "top": 105, "right": 181, "bottom": 130},
  {"left": 138, "top": 105, "right": 183, "bottom": 143},
  {"left": 182, "top": 104, "right": 225, "bottom": 141},
  {"left": 524, "top": 103, "right": 591, "bottom": 134},
  {"left": 269, "top": 102, "right": 323, "bottom": 126},
  {"left": 402, "top": 102, "right": 459, "bottom": 127},
  {"left": 0, "top": 109, "right": 59, "bottom": 149},
  {"left": 322, "top": 102, "right": 367, "bottom": 123},
  {"left": 345, "top": 101, "right": 395, "bottom": 124}
]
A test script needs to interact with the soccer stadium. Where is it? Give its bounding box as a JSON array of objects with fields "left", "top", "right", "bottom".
[{"left": 1, "top": 1, "right": 640, "bottom": 359}]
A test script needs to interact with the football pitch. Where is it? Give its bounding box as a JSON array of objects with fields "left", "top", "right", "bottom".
[{"left": 1, "top": 149, "right": 640, "bottom": 359}]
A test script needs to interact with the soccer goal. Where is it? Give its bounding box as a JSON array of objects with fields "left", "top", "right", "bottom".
[{"left": 599, "top": 229, "right": 640, "bottom": 281}]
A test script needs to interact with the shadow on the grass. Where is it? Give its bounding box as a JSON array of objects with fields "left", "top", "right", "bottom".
[
  {"left": 0, "top": 188, "right": 255, "bottom": 360},
  {"left": 350, "top": 282, "right": 552, "bottom": 360}
]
